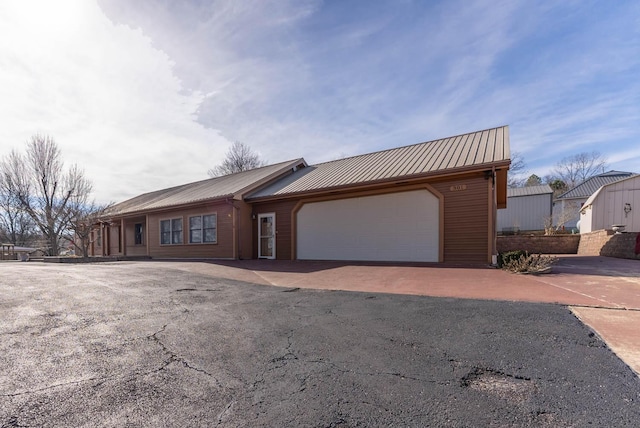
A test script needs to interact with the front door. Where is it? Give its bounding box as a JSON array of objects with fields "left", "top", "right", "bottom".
[{"left": 258, "top": 213, "right": 276, "bottom": 259}]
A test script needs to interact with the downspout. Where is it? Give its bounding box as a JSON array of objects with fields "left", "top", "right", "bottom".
[{"left": 490, "top": 166, "right": 498, "bottom": 265}]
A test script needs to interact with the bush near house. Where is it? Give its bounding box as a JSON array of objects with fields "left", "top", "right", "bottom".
[
  {"left": 498, "top": 250, "right": 528, "bottom": 268},
  {"left": 498, "top": 250, "right": 558, "bottom": 274}
]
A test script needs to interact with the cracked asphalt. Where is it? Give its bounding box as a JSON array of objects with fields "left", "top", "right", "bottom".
[{"left": 1, "top": 262, "right": 640, "bottom": 427}]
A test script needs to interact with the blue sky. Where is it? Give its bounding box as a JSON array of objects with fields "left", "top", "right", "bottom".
[{"left": 0, "top": 0, "right": 638, "bottom": 203}]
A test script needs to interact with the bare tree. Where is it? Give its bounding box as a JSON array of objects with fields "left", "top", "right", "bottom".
[
  {"left": 3, "top": 135, "right": 96, "bottom": 256},
  {"left": 552, "top": 151, "right": 607, "bottom": 189},
  {"left": 543, "top": 200, "right": 579, "bottom": 234},
  {"left": 0, "top": 154, "right": 37, "bottom": 246},
  {"left": 207, "top": 142, "right": 265, "bottom": 177},
  {"left": 63, "top": 201, "right": 113, "bottom": 258},
  {"left": 507, "top": 151, "right": 527, "bottom": 187},
  {"left": 0, "top": 196, "right": 37, "bottom": 246}
]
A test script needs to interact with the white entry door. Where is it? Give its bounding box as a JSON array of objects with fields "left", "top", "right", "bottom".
[{"left": 258, "top": 213, "right": 276, "bottom": 259}]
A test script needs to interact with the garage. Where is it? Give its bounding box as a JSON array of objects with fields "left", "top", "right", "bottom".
[{"left": 296, "top": 189, "right": 440, "bottom": 262}]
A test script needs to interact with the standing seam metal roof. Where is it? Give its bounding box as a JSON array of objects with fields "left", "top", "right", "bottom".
[
  {"left": 556, "top": 171, "right": 636, "bottom": 200},
  {"left": 106, "top": 159, "right": 305, "bottom": 216},
  {"left": 248, "top": 126, "right": 510, "bottom": 199},
  {"left": 507, "top": 185, "right": 553, "bottom": 197}
]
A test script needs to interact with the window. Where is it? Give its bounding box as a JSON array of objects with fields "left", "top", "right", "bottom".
[
  {"left": 189, "top": 214, "right": 217, "bottom": 243},
  {"left": 134, "top": 223, "right": 144, "bottom": 245},
  {"left": 96, "top": 229, "right": 102, "bottom": 247},
  {"left": 160, "top": 218, "right": 183, "bottom": 245}
]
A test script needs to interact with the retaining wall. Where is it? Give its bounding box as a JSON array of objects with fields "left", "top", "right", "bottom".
[
  {"left": 497, "top": 235, "right": 580, "bottom": 254},
  {"left": 578, "top": 230, "right": 640, "bottom": 260}
]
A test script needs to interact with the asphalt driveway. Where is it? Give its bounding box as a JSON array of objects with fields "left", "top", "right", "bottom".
[{"left": 1, "top": 262, "right": 640, "bottom": 427}]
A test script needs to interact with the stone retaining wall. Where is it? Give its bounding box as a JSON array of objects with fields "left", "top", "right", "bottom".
[
  {"left": 497, "top": 235, "right": 580, "bottom": 254},
  {"left": 578, "top": 230, "right": 640, "bottom": 260}
]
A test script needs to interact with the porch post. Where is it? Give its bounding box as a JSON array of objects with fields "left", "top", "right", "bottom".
[{"left": 121, "top": 219, "right": 126, "bottom": 256}]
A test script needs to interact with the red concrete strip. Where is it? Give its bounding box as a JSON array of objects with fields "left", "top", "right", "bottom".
[
  {"left": 250, "top": 264, "right": 612, "bottom": 306},
  {"left": 156, "top": 256, "right": 640, "bottom": 310},
  {"left": 571, "top": 307, "right": 640, "bottom": 376},
  {"left": 161, "top": 259, "right": 611, "bottom": 307},
  {"left": 530, "top": 272, "right": 640, "bottom": 310},
  {"left": 532, "top": 256, "right": 640, "bottom": 310}
]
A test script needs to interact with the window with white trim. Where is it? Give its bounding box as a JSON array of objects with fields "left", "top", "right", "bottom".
[
  {"left": 189, "top": 214, "right": 217, "bottom": 244},
  {"left": 160, "top": 218, "right": 183, "bottom": 245}
]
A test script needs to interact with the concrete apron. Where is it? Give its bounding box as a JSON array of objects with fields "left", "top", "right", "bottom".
[
  {"left": 165, "top": 255, "right": 640, "bottom": 375},
  {"left": 549, "top": 256, "right": 640, "bottom": 376}
]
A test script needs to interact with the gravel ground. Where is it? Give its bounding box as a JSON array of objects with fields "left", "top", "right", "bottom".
[{"left": 1, "top": 261, "right": 639, "bottom": 427}]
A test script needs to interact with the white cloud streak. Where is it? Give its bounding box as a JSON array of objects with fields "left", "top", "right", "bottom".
[
  {"left": 1, "top": 0, "right": 638, "bottom": 205},
  {"left": 0, "top": 0, "right": 230, "bottom": 203}
]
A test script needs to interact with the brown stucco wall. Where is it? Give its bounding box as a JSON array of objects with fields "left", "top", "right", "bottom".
[
  {"left": 497, "top": 235, "right": 580, "bottom": 254},
  {"left": 108, "top": 225, "right": 120, "bottom": 255},
  {"left": 578, "top": 230, "right": 640, "bottom": 259},
  {"left": 145, "top": 202, "right": 234, "bottom": 259},
  {"left": 251, "top": 199, "right": 299, "bottom": 260},
  {"left": 431, "top": 173, "right": 489, "bottom": 263},
  {"left": 235, "top": 200, "right": 254, "bottom": 260},
  {"left": 123, "top": 217, "right": 148, "bottom": 257},
  {"left": 92, "top": 201, "right": 252, "bottom": 259}
]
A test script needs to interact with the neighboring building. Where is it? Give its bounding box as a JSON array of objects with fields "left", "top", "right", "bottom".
[
  {"left": 580, "top": 174, "right": 640, "bottom": 233},
  {"left": 92, "top": 126, "right": 511, "bottom": 264},
  {"left": 0, "top": 244, "right": 39, "bottom": 261},
  {"left": 497, "top": 185, "right": 553, "bottom": 233},
  {"left": 554, "top": 171, "right": 635, "bottom": 230}
]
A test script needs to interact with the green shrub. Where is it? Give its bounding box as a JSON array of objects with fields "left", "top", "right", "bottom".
[{"left": 498, "top": 250, "right": 528, "bottom": 268}]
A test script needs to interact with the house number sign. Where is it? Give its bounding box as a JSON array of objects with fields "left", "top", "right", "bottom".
[{"left": 449, "top": 184, "right": 467, "bottom": 192}]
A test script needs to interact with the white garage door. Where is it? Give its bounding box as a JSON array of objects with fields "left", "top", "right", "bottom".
[{"left": 296, "top": 189, "right": 439, "bottom": 262}]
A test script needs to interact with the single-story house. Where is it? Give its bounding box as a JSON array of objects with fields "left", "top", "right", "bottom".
[
  {"left": 496, "top": 185, "right": 553, "bottom": 233},
  {"left": 92, "top": 125, "right": 511, "bottom": 264},
  {"left": 580, "top": 174, "right": 640, "bottom": 233},
  {"left": 91, "top": 158, "right": 308, "bottom": 260},
  {"left": 554, "top": 171, "right": 635, "bottom": 230}
]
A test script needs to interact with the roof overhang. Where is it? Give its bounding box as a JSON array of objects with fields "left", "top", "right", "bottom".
[
  {"left": 101, "top": 194, "right": 235, "bottom": 220},
  {"left": 233, "top": 158, "right": 307, "bottom": 200},
  {"left": 496, "top": 168, "right": 508, "bottom": 209}
]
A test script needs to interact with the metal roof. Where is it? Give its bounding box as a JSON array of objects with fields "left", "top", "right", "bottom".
[
  {"left": 106, "top": 159, "right": 305, "bottom": 216},
  {"left": 507, "top": 185, "right": 553, "bottom": 198},
  {"left": 582, "top": 174, "right": 640, "bottom": 209},
  {"left": 249, "top": 126, "right": 510, "bottom": 199},
  {"left": 556, "top": 171, "right": 636, "bottom": 200}
]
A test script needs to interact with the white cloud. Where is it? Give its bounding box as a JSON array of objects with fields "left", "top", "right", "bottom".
[
  {"left": 0, "top": 0, "right": 230, "bottom": 203},
  {"left": 1, "top": 0, "right": 638, "bottom": 207}
]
